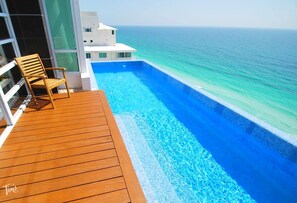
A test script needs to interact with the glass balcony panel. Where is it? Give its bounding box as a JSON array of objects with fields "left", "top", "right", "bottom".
[
  {"left": 56, "top": 52, "right": 79, "bottom": 72},
  {"left": 45, "top": 0, "right": 76, "bottom": 50}
]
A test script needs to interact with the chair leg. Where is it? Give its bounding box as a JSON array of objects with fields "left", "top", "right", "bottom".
[
  {"left": 33, "top": 97, "right": 38, "bottom": 107},
  {"left": 65, "top": 81, "right": 71, "bottom": 98},
  {"left": 28, "top": 88, "right": 38, "bottom": 107},
  {"left": 46, "top": 88, "right": 56, "bottom": 109},
  {"left": 50, "top": 90, "right": 54, "bottom": 98}
]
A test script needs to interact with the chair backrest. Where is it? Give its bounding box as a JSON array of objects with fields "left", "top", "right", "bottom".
[{"left": 15, "top": 54, "right": 47, "bottom": 83}]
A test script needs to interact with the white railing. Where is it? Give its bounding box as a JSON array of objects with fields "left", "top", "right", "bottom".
[{"left": 0, "top": 60, "right": 31, "bottom": 146}]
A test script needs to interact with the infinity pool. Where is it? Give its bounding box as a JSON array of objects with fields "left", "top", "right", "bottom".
[{"left": 92, "top": 61, "right": 297, "bottom": 203}]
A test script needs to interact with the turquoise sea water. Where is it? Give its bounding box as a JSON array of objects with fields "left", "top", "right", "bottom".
[{"left": 117, "top": 27, "right": 297, "bottom": 136}]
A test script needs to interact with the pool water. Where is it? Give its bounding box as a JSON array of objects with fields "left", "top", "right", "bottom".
[{"left": 92, "top": 61, "right": 297, "bottom": 203}]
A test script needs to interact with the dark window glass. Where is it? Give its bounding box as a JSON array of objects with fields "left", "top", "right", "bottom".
[
  {"left": 86, "top": 53, "right": 91, "bottom": 58},
  {"left": 1, "top": 66, "right": 21, "bottom": 94},
  {"left": 0, "top": 17, "right": 10, "bottom": 40},
  {"left": 99, "top": 53, "right": 107, "bottom": 58},
  {"left": 0, "top": 44, "right": 24, "bottom": 95},
  {"left": 0, "top": 43, "right": 15, "bottom": 65},
  {"left": 6, "top": 0, "right": 41, "bottom": 14},
  {"left": 8, "top": 89, "right": 28, "bottom": 113},
  {"left": 125, "top": 52, "right": 131, "bottom": 57},
  {"left": 117, "top": 52, "right": 131, "bottom": 58},
  {"left": 112, "top": 30, "right": 114, "bottom": 35},
  {"left": 117, "top": 52, "right": 124, "bottom": 58},
  {"left": 11, "top": 16, "right": 46, "bottom": 38},
  {"left": 84, "top": 28, "right": 92, "bottom": 32},
  {"left": 16, "top": 38, "right": 50, "bottom": 57}
]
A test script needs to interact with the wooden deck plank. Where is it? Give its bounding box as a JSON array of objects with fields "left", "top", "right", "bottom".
[
  {"left": 0, "top": 132, "right": 111, "bottom": 152},
  {"left": 2, "top": 169, "right": 124, "bottom": 202},
  {"left": 7, "top": 125, "right": 109, "bottom": 140},
  {"left": 0, "top": 157, "right": 119, "bottom": 189},
  {"left": 4, "top": 130, "right": 110, "bottom": 146},
  {"left": 5, "top": 177, "right": 128, "bottom": 203},
  {"left": 0, "top": 149, "right": 117, "bottom": 179},
  {"left": 71, "top": 189, "right": 130, "bottom": 203},
  {"left": 0, "top": 137, "right": 112, "bottom": 167},
  {"left": 0, "top": 91, "right": 145, "bottom": 202},
  {"left": 0, "top": 140, "right": 114, "bottom": 161},
  {"left": 99, "top": 91, "right": 146, "bottom": 203},
  {"left": 15, "top": 112, "right": 105, "bottom": 127},
  {"left": 0, "top": 134, "right": 113, "bottom": 160},
  {"left": 12, "top": 116, "right": 107, "bottom": 132},
  {"left": 0, "top": 134, "right": 112, "bottom": 159},
  {"left": 7, "top": 120, "right": 107, "bottom": 138},
  {"left": 4, "top": 129, "right": 110, "bottom": 145}
]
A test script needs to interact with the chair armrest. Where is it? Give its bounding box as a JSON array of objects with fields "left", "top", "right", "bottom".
[
  {"left": 45, "top": 67, "right": 66, "bottom": 71},
  {"left": 45, "top": 67, "right": 67, "bottom": 79}
]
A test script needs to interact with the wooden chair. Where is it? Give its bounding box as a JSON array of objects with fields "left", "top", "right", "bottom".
[{"left": 15, "top": 53, "right": 71, "bottom": 109}]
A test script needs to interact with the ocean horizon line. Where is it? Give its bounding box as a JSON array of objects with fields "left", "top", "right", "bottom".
[{"left": 113, "top": 25, "right": 297, "bottom": 31}]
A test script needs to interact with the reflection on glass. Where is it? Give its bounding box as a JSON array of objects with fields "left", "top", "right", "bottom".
[
  {"left": 45, "top": 0, "right": 76, "bottom": 50},
  {"left": 0, "top": 43, "right": 15, "bottom": 63},
  {"left": 56, "top": 52, "right": 79, "bottom": 72},
  {"left": 0, "top": 108, "right": 7, "bottom": 129},
  {"left": 7, "top": 89, "right": 25, "bottom": 116},
  {"left": 0, "top": 44, "right": 8, "bottom": 68},
  {"left": 0, "top": 70, "right": 14, "bottom": 94}
]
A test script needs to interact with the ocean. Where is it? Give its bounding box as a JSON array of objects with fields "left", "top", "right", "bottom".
[{"left": 116, "top": 26, "right": 297, "bottom": 137}]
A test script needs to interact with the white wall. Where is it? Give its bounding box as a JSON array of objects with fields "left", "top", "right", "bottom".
[
  {"left": 86, "top": 51, "right": 133, "bottom": 61},
  {"left": 56, "top": 72, "right": 82, "bottom": 89},
  {"left": 81, "top": 12, "right": 116, "bottom": 46}
]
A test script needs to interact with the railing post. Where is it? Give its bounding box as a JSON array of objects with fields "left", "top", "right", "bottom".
[{"left": 0, "top": 87, "right": 14, "bottom": 126}]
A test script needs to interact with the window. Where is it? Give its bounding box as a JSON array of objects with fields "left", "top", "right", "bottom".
[
  {"left": 125, "top": 52, "right": 131, "bottom": 58},
  {"left": 83, "top": 40, "right": 86, "bottom": 42},
  {"left": 117, "top": 52, "right": 124, "bottom": 58},
  {"left": 112, "top": 30, "right": 114, "bottom": 35},
  {"left": 45, "top": 0, "right": 80, "bottom": 72},
  {"left": 86, "top": 53, "right": 91, "bottom": 58},
  {"left": 99, "top": 53, "right": 107, "bottom": 58},
  {"left": 90, "top": 40, "right": 93, "bottom": 43},
  {"left": 84, "top": 28, "right": 92, "bottom": 32},
  {"left": 0, "top": 17, "right": 10, "bottom": 40},
  {"left": 117, "top": 52, "right": 132, "bottom": 58}
]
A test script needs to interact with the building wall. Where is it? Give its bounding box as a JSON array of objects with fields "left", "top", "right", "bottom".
[
  {"left": 81, "top": 12, "right": 116, "bottom": 46},
  {"left": 86, "top": 51, "right": 133, "bottom": 61}
]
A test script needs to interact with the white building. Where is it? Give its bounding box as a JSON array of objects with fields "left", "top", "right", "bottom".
[{"left": 80, "top": 12, "right": 135, "bottom": 61}]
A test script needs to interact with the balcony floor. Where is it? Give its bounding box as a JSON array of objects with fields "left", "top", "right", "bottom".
[{"left": 0, "top": 91, "right": 145, "bottom": 202}]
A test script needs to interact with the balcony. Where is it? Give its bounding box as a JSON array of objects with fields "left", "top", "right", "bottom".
[{"left": 0, "top": 91, "right": 145, "bottom": 202}]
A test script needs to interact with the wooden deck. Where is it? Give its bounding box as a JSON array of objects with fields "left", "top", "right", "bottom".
[{"left": 0, "top": 91, "right": 145, "bottom": 202}]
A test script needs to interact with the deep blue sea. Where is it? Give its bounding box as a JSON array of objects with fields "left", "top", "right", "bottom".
[{"left": 116, "top": 26, "right": 297, "bottom": 137}]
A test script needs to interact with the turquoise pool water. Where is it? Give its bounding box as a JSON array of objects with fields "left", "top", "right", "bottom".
[{"left": 92, "top": 61, "right": 297, "bottom": 203}]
